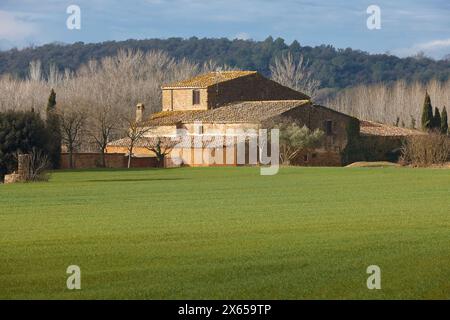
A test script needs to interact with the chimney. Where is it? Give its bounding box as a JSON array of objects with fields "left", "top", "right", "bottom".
[{"left": 136, "top": 103, "right": 145, "bottom": 122}]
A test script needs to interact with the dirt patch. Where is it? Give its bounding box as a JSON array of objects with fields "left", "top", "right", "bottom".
[
  {"left": 346, "top": 161, "right": 401, "bottom": 168},
  {"left": 418, "top": 162, "right": 450, "bottom": 169}
]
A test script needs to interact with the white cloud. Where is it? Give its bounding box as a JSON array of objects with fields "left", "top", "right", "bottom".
[
  {"left": 416, "top": 38, "right": 450, "bottom": 51},
  {"left": 393, "top": 38, "right": 450, "bottom": 59},
  {"left": 0, "top": 10, "right": 38, "bottom": 42},
  {"left": 235, "top": 32, "right": 250, "bottom": 40}
]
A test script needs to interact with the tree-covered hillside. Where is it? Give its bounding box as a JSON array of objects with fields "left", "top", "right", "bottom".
[{"left": 1, "top": 37, "right": 449, "bottom": 90}]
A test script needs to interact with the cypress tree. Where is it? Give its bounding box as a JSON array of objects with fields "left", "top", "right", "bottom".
[
  {"left": 421, "top": 91, "right": 433, "bottom": 131},
  {"left": 433, "top": 107, "right": 441, "bottom": 130},
  {"left": 47, "top": 88, "right": 56, "bottom": 112},
  {"left": 441, "top": 106, "right": 449, "bottom": 134},
  {"left": 45, "top": 89, "right": 61, "bottom": 168}
]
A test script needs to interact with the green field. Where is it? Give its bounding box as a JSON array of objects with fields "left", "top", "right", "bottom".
[{"left": 1, "top": 167, "right": 449, "bottom": 299}]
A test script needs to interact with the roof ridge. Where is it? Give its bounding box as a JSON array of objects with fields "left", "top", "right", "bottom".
[{"left": 162, "top": 70, "right": 258, "bottom": 89}]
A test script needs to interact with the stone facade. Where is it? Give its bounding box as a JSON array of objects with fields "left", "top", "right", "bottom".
[
  {"left": 108, "top": 71, "right": 360, "bottom": 168},
  {"left": 162, "top": 72, "right": 309, "bottom": 111},
  {"left": 206, "top": 73, "right": 309, "bottom": 109},
  {"left": 162, "top": 88, "right": 208, "bottom": 111},
  {"left": 281, "top": 104, "right": 357, "bottom": 154}
]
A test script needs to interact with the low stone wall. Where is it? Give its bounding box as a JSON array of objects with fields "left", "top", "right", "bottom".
[
  {"left": 292, "top": 150, "right": 342, "bottom": 166},
  {"left": 60, "top": 153, "right": 159, "bottom": 169},
  {"left": 4, "top": 173, "right": 22, "bottom": 184},
  {"left": 3, "top": 154, "right": 31, "bottom": 184}
]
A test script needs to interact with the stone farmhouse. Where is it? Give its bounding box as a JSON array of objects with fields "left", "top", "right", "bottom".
[{"left": 106, "top": 71, "right": 421, "bottom": 167}]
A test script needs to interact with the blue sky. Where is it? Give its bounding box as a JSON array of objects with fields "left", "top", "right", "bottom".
[{"left": 1, "top": 0, "right": 449, "bottom": 59}]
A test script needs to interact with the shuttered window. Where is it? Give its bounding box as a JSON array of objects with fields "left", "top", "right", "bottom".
[
  {"left": 325, "top": 120, "right": 333, "bottom": 136},
  {"left": 193, "top": 90, "right": 200, "bottom": 105}
]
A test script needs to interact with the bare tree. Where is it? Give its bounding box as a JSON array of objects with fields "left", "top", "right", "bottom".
[
  {"left": 88, "top": 104, "right": 118, "bottom": 167},
  {"left": 270, "top": 52, "right": 320, "bottom": 100},
  {"left": 144, "top": 137, "right": 179, "bottom": 167},
  {"left": 59, "top": 106, "right": 87, "bottom": 168},
  {"left": 326, "top": 79, "right": 450, "bottom": 125},
  {"left": 121, "top": 115, "right": 151, "bottom": 169},
  {"left": 28, "top": 148, "right": 50, "bottom": 181},
  {"left": 29, "top": 60, "right": 42, "bottom": 82}
]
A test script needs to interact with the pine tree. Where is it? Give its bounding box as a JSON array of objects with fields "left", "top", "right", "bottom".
[
  {"left": 441, "top": 106, "right": 449, "bottom": 134},
  {"left": 433, "top": 107, "right": 441, "bottom": 130},
  {"left": 421, "top": 91, "right": 433, "bottom": 131},
  {"left": 45, "top": 89, "right": 61, "bottom": 168}
]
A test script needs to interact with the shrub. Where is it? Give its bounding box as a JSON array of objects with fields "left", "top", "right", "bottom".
[
  {"left": 401, "top": 133, "right": 450, "bottom": 166},
  {"left": 26, "top": 148, "right": 50, "bottom": 182}
]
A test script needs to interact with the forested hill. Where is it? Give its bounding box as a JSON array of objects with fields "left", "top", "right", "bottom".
[{"left": 1, "top": 37, "right": 449, "bottom": 90}]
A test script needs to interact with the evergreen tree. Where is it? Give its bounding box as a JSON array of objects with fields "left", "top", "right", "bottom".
[
  {"left": 0, "top": 110, "right": 51, "bottom": 180},
  {"left": 441, "top": 106, "right": 449, "bottom": 134},
  {"left": 45, "top": 89, "right": 62, "bottom": 168},
  {"left": 47, "top": 88, "right": 56, "bottom": 112},
  {"left": 433, "top": 107, "right": 441, "bottom": 130},
  {"left": 421, "top": 91, "right": 433, "bottom": 131}
]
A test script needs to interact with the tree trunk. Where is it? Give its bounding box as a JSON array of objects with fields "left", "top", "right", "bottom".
[
  {"left": 100, "top": 149, "right": 106, "bottom": 168},
  {"left": 127, "top": 148, "right": 132, "bottom": 169},
  {"left": 69, "top": 146, "right": 74, "bottom": 169}
]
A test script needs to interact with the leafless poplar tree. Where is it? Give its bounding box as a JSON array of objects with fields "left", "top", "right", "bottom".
[
  {"left": 59, "top": 105, "right": 87, "bottom": 168},
  {"left": 326, "top": 79, "right": 450, "bottom": 125},
  {"left": 270, "top": 52, "right": 320, "bottom": 99}
]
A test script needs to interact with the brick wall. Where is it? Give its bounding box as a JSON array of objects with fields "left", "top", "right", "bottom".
[{"left": 60, "top": 153, "right": 159, "bottom": 169}]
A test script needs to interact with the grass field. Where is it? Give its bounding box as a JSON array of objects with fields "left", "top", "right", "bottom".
[{"left": 1, "top": 167, "right": 449, "bottom": 299}]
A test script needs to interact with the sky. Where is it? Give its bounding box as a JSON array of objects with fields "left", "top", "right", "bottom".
[{"left": 0, "top": 0, "right": 449, "bottom": 59}]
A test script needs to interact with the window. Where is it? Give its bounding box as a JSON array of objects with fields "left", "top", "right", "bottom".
[
  {"left": 303, "top": 154, "right": 309, "bottom": 162},
  {"left": 325, "top": 120, "right": 333, "bottom": 136},
  {"left": 193, "top": 90, "right": 200, "bottom": 105}
]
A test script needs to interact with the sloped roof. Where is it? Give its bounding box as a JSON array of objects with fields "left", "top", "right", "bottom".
[
  {"left": 108, "top": 135, "right": 236, "bottom": 149},
  {"left": 162, "top": 71, "right": 257, "bottom": 89},
  {"left": 145, "top": 100, "right": 311, "bottom": 125},
  {"left": 360, "top": 120, "right": 425, "bottom": 137}
]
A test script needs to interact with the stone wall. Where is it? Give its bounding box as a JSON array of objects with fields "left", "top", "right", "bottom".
[
  {"left": 60, "top": 153, "right": 159, "bottom": 169},
  {"left": 162, "top": 88, "right": 208, "bottom": 111},
  {"left": 208, "top": 73, "right": 309, "bottom": 109},
  {"left": 291, "top": 150, "right": 342, "bottom": 167},
  {"left": 3, "top": 154, "right": 31, "bottom": 184},
  {"left": 4, "top": 173, "right": 22, "bottom": 184},
  {"left": 281, "top": 104, "right": 358, "bottom": 153},
  {"left": 162, "top": 73, "right": 309, "bottom": 112},
  {"left": 357, "top": 136, "right": 404, "bottom": 162}
]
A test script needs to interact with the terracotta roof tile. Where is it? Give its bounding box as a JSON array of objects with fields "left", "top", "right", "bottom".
[
  {"left": 145, "top": 100, "right": 310, "bottom": 126},
  {"left": 360, "top": 120, "right": 425, "bottom": 137},
  {"left": 108, "top": 135, "right": 236, "bottom": 149},
  {"left": 162, "top": 71, "right": 257, "bottom": 88}
]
